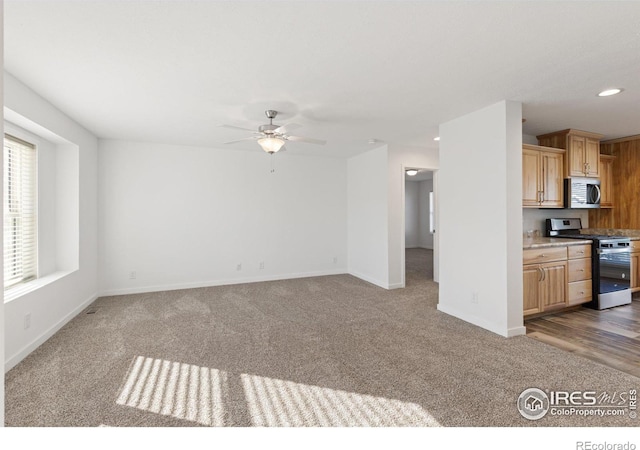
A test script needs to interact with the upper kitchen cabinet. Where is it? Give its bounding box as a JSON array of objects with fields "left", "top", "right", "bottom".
[
  {"left": 591, "top": 135, "right": 640, "bottom": 229},
  {"left": 536, "top": 129, "right": 604, "bottom": 178},
  {"left": 523, "top": 144, "right": 565, "bottom": 208},
  {"left": 599, "top": 154, "right": 615, "bottom": 208}
]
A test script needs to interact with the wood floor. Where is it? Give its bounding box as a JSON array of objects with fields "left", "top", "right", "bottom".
[{"left": 526, "top": 298, "right": 640, "bottom": 379}]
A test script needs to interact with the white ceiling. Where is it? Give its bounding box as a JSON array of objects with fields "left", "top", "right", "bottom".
[{"left": 4, "top": 1, "right": 640, "bottom": 158}]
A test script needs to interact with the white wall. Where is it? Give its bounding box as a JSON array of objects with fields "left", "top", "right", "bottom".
[
  {"left": 388, "top": 145, "right": 439, "bottom": 288},
  {"left": 38, "top": 135, "right": 57, "bottom": 275},
  {"left": 505, "top": 102, "right": 525, "bottom": 337},
  {"left": 438, "top": 100, "right": 524, "bottom": 338},
  {"left": 418, "top": 179, "right": 434, "bottom": 249},
  {"left": 523, "top": 209, "right": 589, "bottom": 237},
  {"left": 404, "top": 181, "right": 419, "bottom": 248},
  {"left": 523, "top": 133, "right": 538, "bottom": 145},
  {"left": 347, "top": 146, "right": 389, "bottom": 288},
  {"left": 1, "top": 1, "right": 5, "bottom": 424},
  {"left": 4, "top": 72, "right": 98, "bottom": 371},
  {"left": 405, "top": 179, "right": 434, "bottom": 250},
  {"left": 98, "top": 140, "right": 347, "bottom": 295}
]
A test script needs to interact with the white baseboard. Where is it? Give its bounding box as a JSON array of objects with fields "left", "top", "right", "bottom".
[
  {"left": 99, "top": 269, "right": 348, "bottom": 297},
  {"left": 387, "top": 282, "right": 405, "bottom": 290},
  {"left": 507, "top": 326, "right": 527, "bottom": 337},
  {"left": 347, "top": 270, "right": 389, "bottom": 290},
  {"left": 436, "top": 303, "right": 513, "bottom": 338},
  {"left": 5, "top": 292, "right": 98, "bottom": 373}
]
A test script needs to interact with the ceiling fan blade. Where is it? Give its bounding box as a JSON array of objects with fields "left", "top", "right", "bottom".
[
  {"left": 273, "top": 123, "right": 302, "bottom": 134},
  {"left": 286, "top": 135, "right": 326, "bottom": 145},
  {"left": 218, "top": 124, "right": 258, "bottom": 133},
  {"left": 223, "top": 137, "right": 258, "bottom": 144}
]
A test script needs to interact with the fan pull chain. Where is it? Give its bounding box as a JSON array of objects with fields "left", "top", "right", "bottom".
[{"left": 270, "top": 153, "right": 276, "bottom": 173}]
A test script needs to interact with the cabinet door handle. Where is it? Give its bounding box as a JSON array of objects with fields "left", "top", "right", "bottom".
[{"left": 538, "top": 267, "right": 546, "bottom": 281}]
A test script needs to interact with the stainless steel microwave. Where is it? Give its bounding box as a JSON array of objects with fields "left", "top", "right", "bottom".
[{"left": 564, "top": 177, "right": 601, "bottom": 209}]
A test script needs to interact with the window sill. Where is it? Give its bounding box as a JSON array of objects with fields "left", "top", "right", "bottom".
[{"left": 4, "top": 270, "right": 77, "bottom": 303}]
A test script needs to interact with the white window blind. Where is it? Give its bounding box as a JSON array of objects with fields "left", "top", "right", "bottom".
[{"left": 3, "top": 134, "right": 38, "bottom": 290}]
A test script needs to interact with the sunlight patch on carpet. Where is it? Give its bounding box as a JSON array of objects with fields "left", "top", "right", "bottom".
[
  {"left": 117, "top": 356, "right": 226, "bottom": 426},
  {"left": 241, "top": 374, "right": 440, "bottom": 426},
  {"left": 116, "top": 356, "right": 439, "bottom": 426}
]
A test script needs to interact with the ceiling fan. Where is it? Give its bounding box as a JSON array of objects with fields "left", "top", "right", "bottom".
[{"left": 219, "top": 110, "right": 326, "bottom": 154}]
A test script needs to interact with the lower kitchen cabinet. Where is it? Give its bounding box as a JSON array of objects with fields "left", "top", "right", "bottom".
[
  {"left": 523, "top": 243, "right": 593, "bottom": 318},
  {"left": 567, "top": 244, "right": 592, "bottom": 305},
  {"left": 631, "top": 241, "right": 640, "bottom": 293},
  {"left": 523, "top": 260, "right": 567, "bottom": 315}
]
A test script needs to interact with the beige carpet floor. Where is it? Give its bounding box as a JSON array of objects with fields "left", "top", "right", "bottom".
[{"left": 5, "top": 249, "right": 639, "bottom": 427}]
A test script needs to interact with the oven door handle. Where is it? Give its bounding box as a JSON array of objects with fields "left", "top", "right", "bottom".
[{"left": 597, "top": 248, "right": 630, "bottom": 255}]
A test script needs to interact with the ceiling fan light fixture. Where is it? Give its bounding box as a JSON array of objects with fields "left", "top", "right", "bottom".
[
  {"left": 257, "top": 137, "right": 285, "bottom": 154},
  {"left": 406, "top": 169, "right": 418, "bottom": 176}
]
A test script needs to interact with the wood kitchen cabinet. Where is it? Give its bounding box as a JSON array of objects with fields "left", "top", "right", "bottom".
[
  {"left": 523, "top": 260, "right": 568, "bottom": 315},
  {"left": 522, "top": 144, "right": 564, "bottom": 208},
  {"left": 523, "top": 243, "right": 593, "bottom": 318},
  {"left": 536, "top": 129, "right": 603, "bottom": 178},
  {"left": 599, "top": 154, "right": 615, "bottom": 208},
  {"left": 523, "top": 247, "right": 568, "bottom": 316},
  {"left": 630, "top": 240, "right": 640, "bottom": 293},
  {"left": 566, "top": 244, "right": 592, "bottom": 306}
]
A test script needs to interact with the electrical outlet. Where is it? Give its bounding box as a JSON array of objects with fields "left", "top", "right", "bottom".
[
  {"left": 333, "top": 257, "right": 338, "bottom": 264},
  {"left": 129, "top": 271, "right": 137, "bottom": 280},
  {"left": 237, "top": 263, "right": 242, "bottom": 271},
  {"left": 259, "top": 262, "right": 265, "bottom": 270},
  {"left": 472, "top": 292, "right": 479, "bottom": 304},
  {"left": 24, "top": 313, "right": 31, "bottom": 330}
]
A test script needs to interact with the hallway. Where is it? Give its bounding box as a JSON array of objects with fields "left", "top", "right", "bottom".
[{"left": 405, "top": 248, "right": 434, "bottom": 285}]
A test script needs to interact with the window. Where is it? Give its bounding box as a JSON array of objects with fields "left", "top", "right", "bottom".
[
  {"left": 429, "top": 191, "right": 435, "bottom": 234},
  {"left": 4, "top": 134, "right": 38, "bottom": 289}
]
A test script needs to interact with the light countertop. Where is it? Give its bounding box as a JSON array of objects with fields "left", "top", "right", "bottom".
[
  {"left": 523, "top": 237, "right": 592, "bottom": 249},
  {"left": 581, "top": 228, "right": 640, "bottom": 240}
]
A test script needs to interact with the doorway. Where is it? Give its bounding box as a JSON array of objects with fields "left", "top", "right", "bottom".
[{"left": 404, "top": 168, "right": 435, "bottom": 285}]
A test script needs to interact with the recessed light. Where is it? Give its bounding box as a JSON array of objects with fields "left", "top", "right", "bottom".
[
  {"left": 598, "top": 88, "right": 623, "bottom": 97},
  {"left": 406, "top": 169, "right": 418, "bottom": 176},
  {"left": 433, "top": 137, "right": 440, "bottom": 141}
]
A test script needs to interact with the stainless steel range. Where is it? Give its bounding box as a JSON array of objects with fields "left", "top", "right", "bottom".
[{"left": 546, "top": 218, "right": 632, "bottom": 310}]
